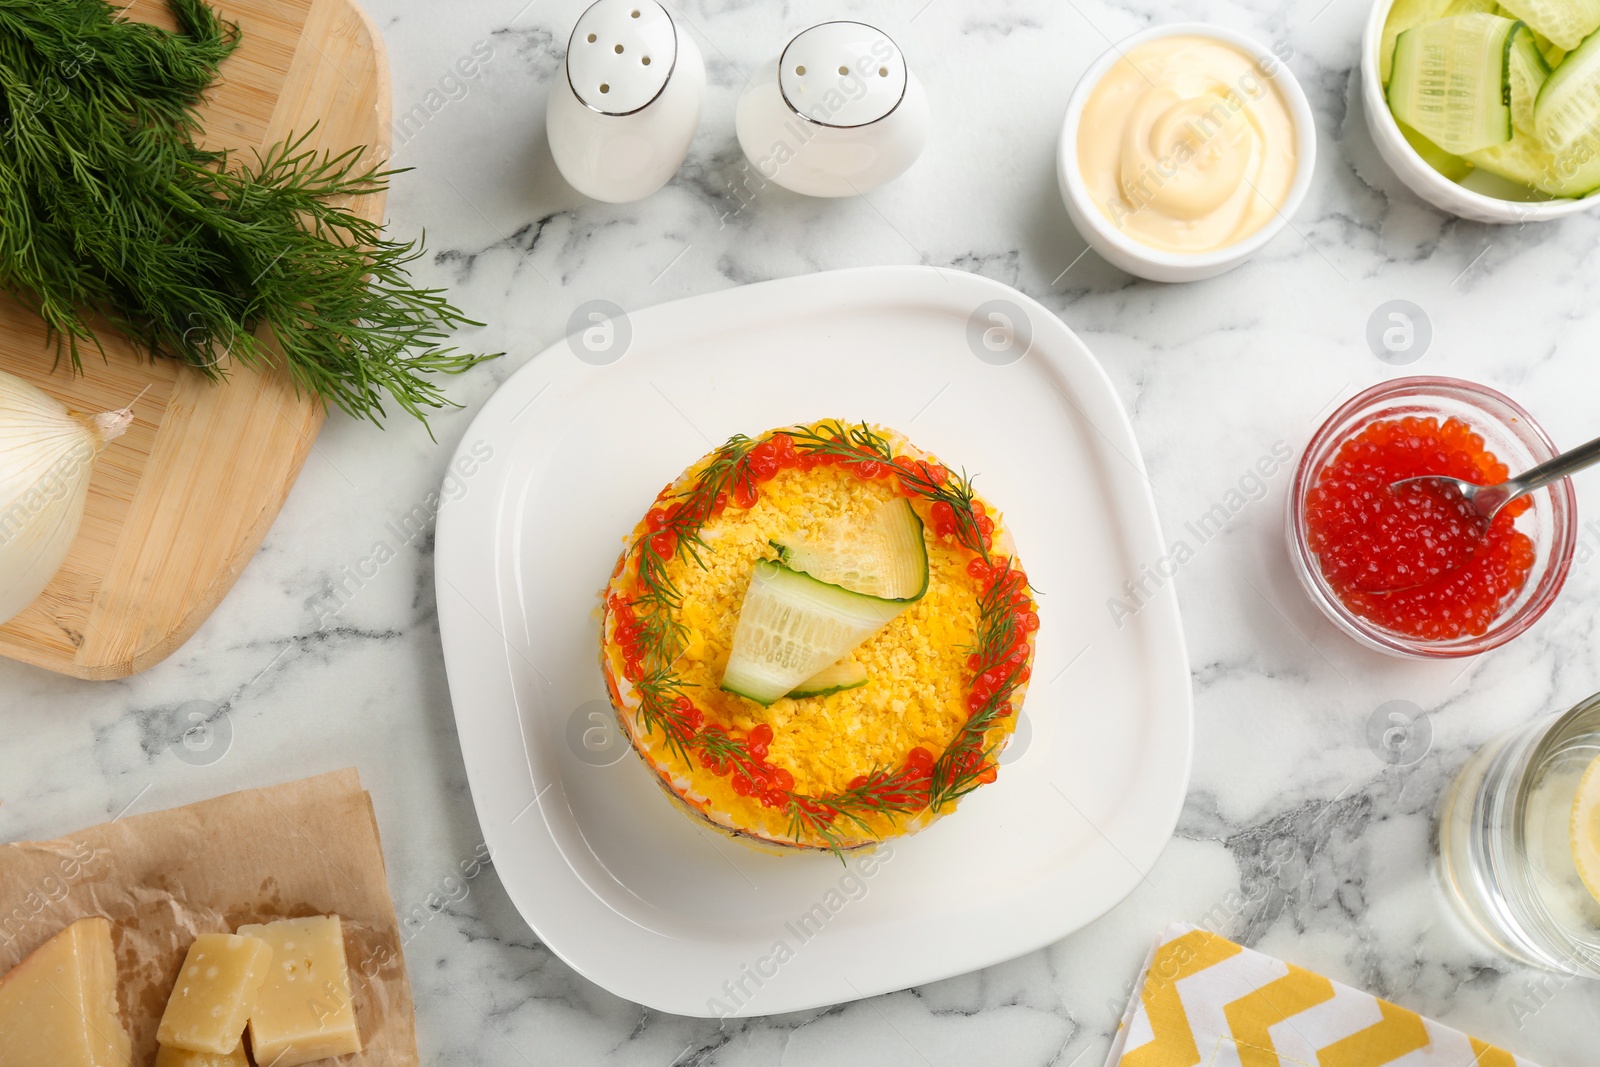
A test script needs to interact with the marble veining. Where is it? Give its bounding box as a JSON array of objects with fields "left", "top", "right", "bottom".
[{"left": 4, "top": 0, "right": 1600, "bottom": 1063}]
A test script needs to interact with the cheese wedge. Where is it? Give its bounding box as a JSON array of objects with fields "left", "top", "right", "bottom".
[
  {"left": 154, "top": 1045, "right": 249, "bottom": 1067},
  {"left": 156, "top": 933, "right": 272, "bottom": 1054},
  {"left": 0, "top": 916, "right": 132, "bottom": 1067},
  {"left": 236, "top": 916, "right": 361, "bottom": 1067}
]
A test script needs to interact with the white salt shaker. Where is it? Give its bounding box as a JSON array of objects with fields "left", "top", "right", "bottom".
[
  {"left": 546, "top": 0, "right": 705, "bottom": 203},
  {"left": 735, "top": 21, "right": 927, "bottom": 198}
]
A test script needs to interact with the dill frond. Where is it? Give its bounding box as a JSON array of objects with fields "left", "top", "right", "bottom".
[{"left": 0, "top": 0, "right": 497, "bottom": 428}]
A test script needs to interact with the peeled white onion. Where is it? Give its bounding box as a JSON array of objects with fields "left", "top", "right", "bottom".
[{"left": 0, "top": 370, "right": 131, "bottom": 625}]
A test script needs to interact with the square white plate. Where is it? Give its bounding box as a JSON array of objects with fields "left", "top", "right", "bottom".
[{"left": 436, "top": 266, "right": 1191, "bottom": 1017}]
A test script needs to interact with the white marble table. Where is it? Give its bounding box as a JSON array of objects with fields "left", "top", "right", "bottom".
[{"left": 4, "top": 0, "right": 1599, "bottom": 1063}]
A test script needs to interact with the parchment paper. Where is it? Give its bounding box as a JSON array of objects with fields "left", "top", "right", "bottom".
[{"left": 0, "top": 768, "right": 417, "bottom": 1066}]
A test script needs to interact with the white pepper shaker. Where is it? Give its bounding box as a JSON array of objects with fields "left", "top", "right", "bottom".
[
  {"left": 735, "top": 21, "right": 927, "bottom": 198},
  {"left": 546, "top": 0, "right": 705, "bottom": 203}
]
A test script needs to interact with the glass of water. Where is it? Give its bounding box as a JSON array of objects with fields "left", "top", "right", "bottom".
[{"left": 1438, "top": 692, "right": 1600, "bottom": 976}]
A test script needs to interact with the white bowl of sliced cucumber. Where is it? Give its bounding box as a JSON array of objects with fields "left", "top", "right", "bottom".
[{"left": 1363, "top": 0, "right": 1600, "bottom": 222}]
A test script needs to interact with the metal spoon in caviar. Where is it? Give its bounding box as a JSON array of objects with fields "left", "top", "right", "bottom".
[{"left": 1373, "top": 432, "right": 1600, "bottom": 593}]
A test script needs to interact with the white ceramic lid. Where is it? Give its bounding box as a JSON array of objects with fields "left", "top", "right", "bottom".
[
  {"left": 567, "top": 0, "right": 677, "bottom": 114},
  {"left": 779, "top": 21, "right": 907, "bottom": 128}
]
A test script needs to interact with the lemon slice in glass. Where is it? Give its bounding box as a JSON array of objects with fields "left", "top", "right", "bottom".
[{"left": 1573, "top": 752, "right": 1600, "bottom": 907}]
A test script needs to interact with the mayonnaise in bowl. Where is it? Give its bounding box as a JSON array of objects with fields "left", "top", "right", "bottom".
[
  {"left": 1077, "top": 35, "right": 1299, "bottom": 254},
  {"left": 1057, "top": 24, "right": 1315, "bottom": 282}
]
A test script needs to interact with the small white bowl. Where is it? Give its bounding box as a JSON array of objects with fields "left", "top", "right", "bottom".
[
  {"left": 1057, "top": 23, "right": 1317, "bottom": 284},
  {"left": 1361, "top": 0, "right": 1597, "bottom": 223}
]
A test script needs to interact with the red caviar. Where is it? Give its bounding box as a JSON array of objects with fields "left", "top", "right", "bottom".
[{"left": 1305, "top": 416, "right": 1535, "bottom": 640}]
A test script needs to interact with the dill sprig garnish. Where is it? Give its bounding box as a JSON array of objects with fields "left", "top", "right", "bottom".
[
  {"left": 631, "top": 669, "right": 698, "bottom": 764},
  {"left": 930, "top": 561, "right": 1031, "bottom": 808},
  {"left": 784, "top": 764, "right": 929, "bottom": 851},
  {"left": 605, "top": 422, "right": 1036, "bottom": 855},
  {"left": 628, "top": 434, "right": 753, "bottom": 666},
  {"left": 691, "top": 725, "right": 763, "bottom": 778},
  {"left": 0, "top": 0, "right": 495, "bottom": 428}
]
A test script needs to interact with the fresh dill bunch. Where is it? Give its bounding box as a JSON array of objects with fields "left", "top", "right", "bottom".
[{"left": 0, "top": 0, "right": 496, "bottom": 427}]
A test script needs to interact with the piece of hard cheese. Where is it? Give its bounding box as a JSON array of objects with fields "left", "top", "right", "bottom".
[
  {"left": 0, "top": 916, "right": 132, "bottom": 1067},
  {"left": 154, "top": 1044, "right": 249, "bottom": 1067},
  {"left": 156, "top": 933, "right": 272, "bottom": 1054},
  {"left": 237, "top": 916, "right": 361, "bottom": 1067}
]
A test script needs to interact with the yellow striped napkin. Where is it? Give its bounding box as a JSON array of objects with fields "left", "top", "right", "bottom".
[{"left": 1105, "top": 924, "right": 1534, "bottom": 1067}]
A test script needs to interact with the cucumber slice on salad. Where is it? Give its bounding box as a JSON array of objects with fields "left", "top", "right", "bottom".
[
  {"left": 1389, "top": 14, "right": 1519, "bottom": 153},
  {"left": 1536, "top": 24, "right": 1600, "bottom": 150},
  {"left": 789, "top": 658, "right": 869, "bottom": 699},
  {"left": 721, "top": 562, "right": 904, "bottom": 706},
  {"left": 1496, "top": 0, "right": 1600, "bottom": 50},
  {"left": 772, "top": 497, "right": 929, "bottom": 603}
]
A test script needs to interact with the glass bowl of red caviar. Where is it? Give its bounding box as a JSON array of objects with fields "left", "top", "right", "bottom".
[{"left": 1287, "top": 377, "right": 1576, "bottom": 658}]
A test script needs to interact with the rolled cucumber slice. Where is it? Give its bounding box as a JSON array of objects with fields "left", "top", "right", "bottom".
[
  {"left": 721, "top": 562, "right": 904, "bottom": 706},
  {"left": 1388, "top": 14, "right": 1518, "bottom": 153},
  {"left": 1398, "top": 118, "right": 1477, "bottom": 178},
  {"left": 1466, "top": 124, "right": 1600, "bottom": 193},
  {"left": 1381, "top": 0, "right": 1496, "bottom": 83},
  {"left": 773, "top": 497, "right": 929, "bottom": 604},
  {"left": 1382, "top": 0, "right": 1458, "bottom": 83},
  {"left": 1510, "top": 21, "right": 1554, "bottom": 131},
  {"left": 1499, "top": 6, "right": 1571, "bottom": 59},
  {"left": 1536, "top": 24, "right": 1600, "bottom": 150},
  {"left": 1496, "top": 0, "right": 1600, "bottom": 50},
  {"left": 789, "top": 658, "right": 869, "bottom": 699}
]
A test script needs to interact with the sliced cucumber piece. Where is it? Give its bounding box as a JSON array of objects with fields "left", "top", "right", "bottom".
[
  {"left": 1382, "top": 0, "right": 1458, "bottom": 83},
  {"left": 721, "top": 562, "right": 904, "bottom": 706},
  {"left": 1463, "top": 125, "right": 1552, "bottom": 180},
  {"left": 789, "top": 658, "right": 869, "bottom": 699},
  {"left": 1448, "top": 0, "right": 1502, "bottom": 12},
  {"left": 1547, "top": 139, "right": 1600, "bottom": 193},
  {"left": 1496, "top": 0, "right": 1600, "bottom": 49},
  {"left": 1465, "top": 123, "right": 1600, "bottom": 192},
  {"left": 1536, "top": 24, "right": 1600, "bottom": 149},
  {"left": 1389, "top": 14, "right": 1518, "bottom": 153},
  {"left": 1511, "top": 17, "right": 1572, "bottom": 61},
  {"left": 773, "top": 497, "right": 929, "bottom": 604},
  {"left": 1510, "top": 21, "right": 1554, "bottom": 130},
  {"left": 1398, "top": 118, "right": 1477, "bottom": 177}
]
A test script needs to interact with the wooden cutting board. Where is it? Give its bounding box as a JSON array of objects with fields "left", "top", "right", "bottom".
[{"left": 0, "top": 0, "right": 389, "bottom": 679}]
